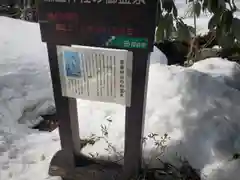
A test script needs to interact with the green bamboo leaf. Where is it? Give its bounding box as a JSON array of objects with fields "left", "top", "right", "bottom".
[
  {"left": 172, "top": 3, "right": 178, "bottom": 18},
  {"left": 165, "top": 13, "right": 174, "bottom": 26},
  {"left": 176, "top": 20, "right": 191, "bottom": 42},
  {"left": 194, "top": 1, "right": 201, "bottom": 17},
  {"left": 162, "top": 0, "right": 174, "bottom": 13},
  {"left": 218, "top": 0, "right": 226, "bottom": 9},
  {"left": 232, "top": 18, "right": 240, "bottom": 41},
  {"left": 208, "top": 14, "right": 219, "bottom": 30},
  {"left": 165, "top": 14, "right": 174, "bottom": 39},
  {"left": 202, "top": 0, "right": 208, "bottom": 11},
  {"left": 156, "top": 21, "right": 165, "bottom": 43},
  {"left": 220, "top": 10, "right": 233, "bottom": 32},
  {"left": 155, "top": 0, "right": 162, "bottom": 26},
  {"left": 208, "top": 0, "right": 218, "bottom": 13},
  {"left": 217, "top": 33, "right": 234, "bottom": 48},
  {"left": 188, "top": 25, "right": 196, "bottom": 35}
]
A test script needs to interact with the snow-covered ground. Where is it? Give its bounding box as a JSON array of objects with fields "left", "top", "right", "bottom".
[{"left": 1, "top": 2, "right": 240, "bottom": 180}]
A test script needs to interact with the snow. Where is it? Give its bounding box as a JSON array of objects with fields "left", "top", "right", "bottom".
[
  {"left": 191, "top": 58, "right": 240, "bottom": 91},
  {"left": 0, "top": 17, "right": 55, "bottom": 127},
  {"left": 1, "top": 3, "right": 240, "bottom": 180},
  {"left": 0, "top": 17, "right": 59, "bottom": 180}
]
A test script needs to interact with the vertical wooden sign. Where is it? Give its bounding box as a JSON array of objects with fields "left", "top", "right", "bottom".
[{"left": 38, "top": 0, "right": 157, "bottom": 179}]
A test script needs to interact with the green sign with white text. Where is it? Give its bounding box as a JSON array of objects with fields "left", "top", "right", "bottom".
[{"left": 106, "top": 36, "right": 148, "bottom": 49}]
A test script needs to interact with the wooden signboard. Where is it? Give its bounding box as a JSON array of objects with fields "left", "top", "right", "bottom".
[{"left": 38, "top": 0, "right": 157, "bottom": 180}]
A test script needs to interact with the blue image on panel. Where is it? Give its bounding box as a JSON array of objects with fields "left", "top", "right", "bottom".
[{"left": 64, "top": 51, "right": 83, "bottom": 78}]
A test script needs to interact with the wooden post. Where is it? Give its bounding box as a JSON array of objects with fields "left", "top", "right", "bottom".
[
  {"left": 47, "top": 44, "right": 81, "bottom": 170},
  {"left": 122, "top": 50, "right": 150, "bottom": 179}
]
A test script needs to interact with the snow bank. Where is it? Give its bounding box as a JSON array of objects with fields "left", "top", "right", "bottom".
[
  {"left": 80, "top": 62, "right": 240, "bottom": 179},
  {"left": 0, "top": 17, "right": 55, "bottom": 127},
  {"left": 0, "top": 17, "right": 59, "bottom": 180},
  {"left": 1, "top": 17, "right": 240, "bottom": 180},
  {"left": 191, "top": 58, "right": 240, "bottom": 91}
]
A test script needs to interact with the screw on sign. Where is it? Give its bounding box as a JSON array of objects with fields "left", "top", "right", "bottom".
[{"left": 38, "top": 0, "right": 157, "bottom": 180}]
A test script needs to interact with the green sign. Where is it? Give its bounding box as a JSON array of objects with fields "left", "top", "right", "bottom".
[{"left": 106, "top": 36, "right": 148, "bottom": 49}]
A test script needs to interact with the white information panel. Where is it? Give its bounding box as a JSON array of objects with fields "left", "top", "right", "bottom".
[{"left": 57, "top": 45, "right": 133, "bottom": 107}]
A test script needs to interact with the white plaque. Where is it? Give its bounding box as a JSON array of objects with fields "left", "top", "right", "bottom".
[{"left": 57, "top": 45, "right": 133, "bottom": 106}]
